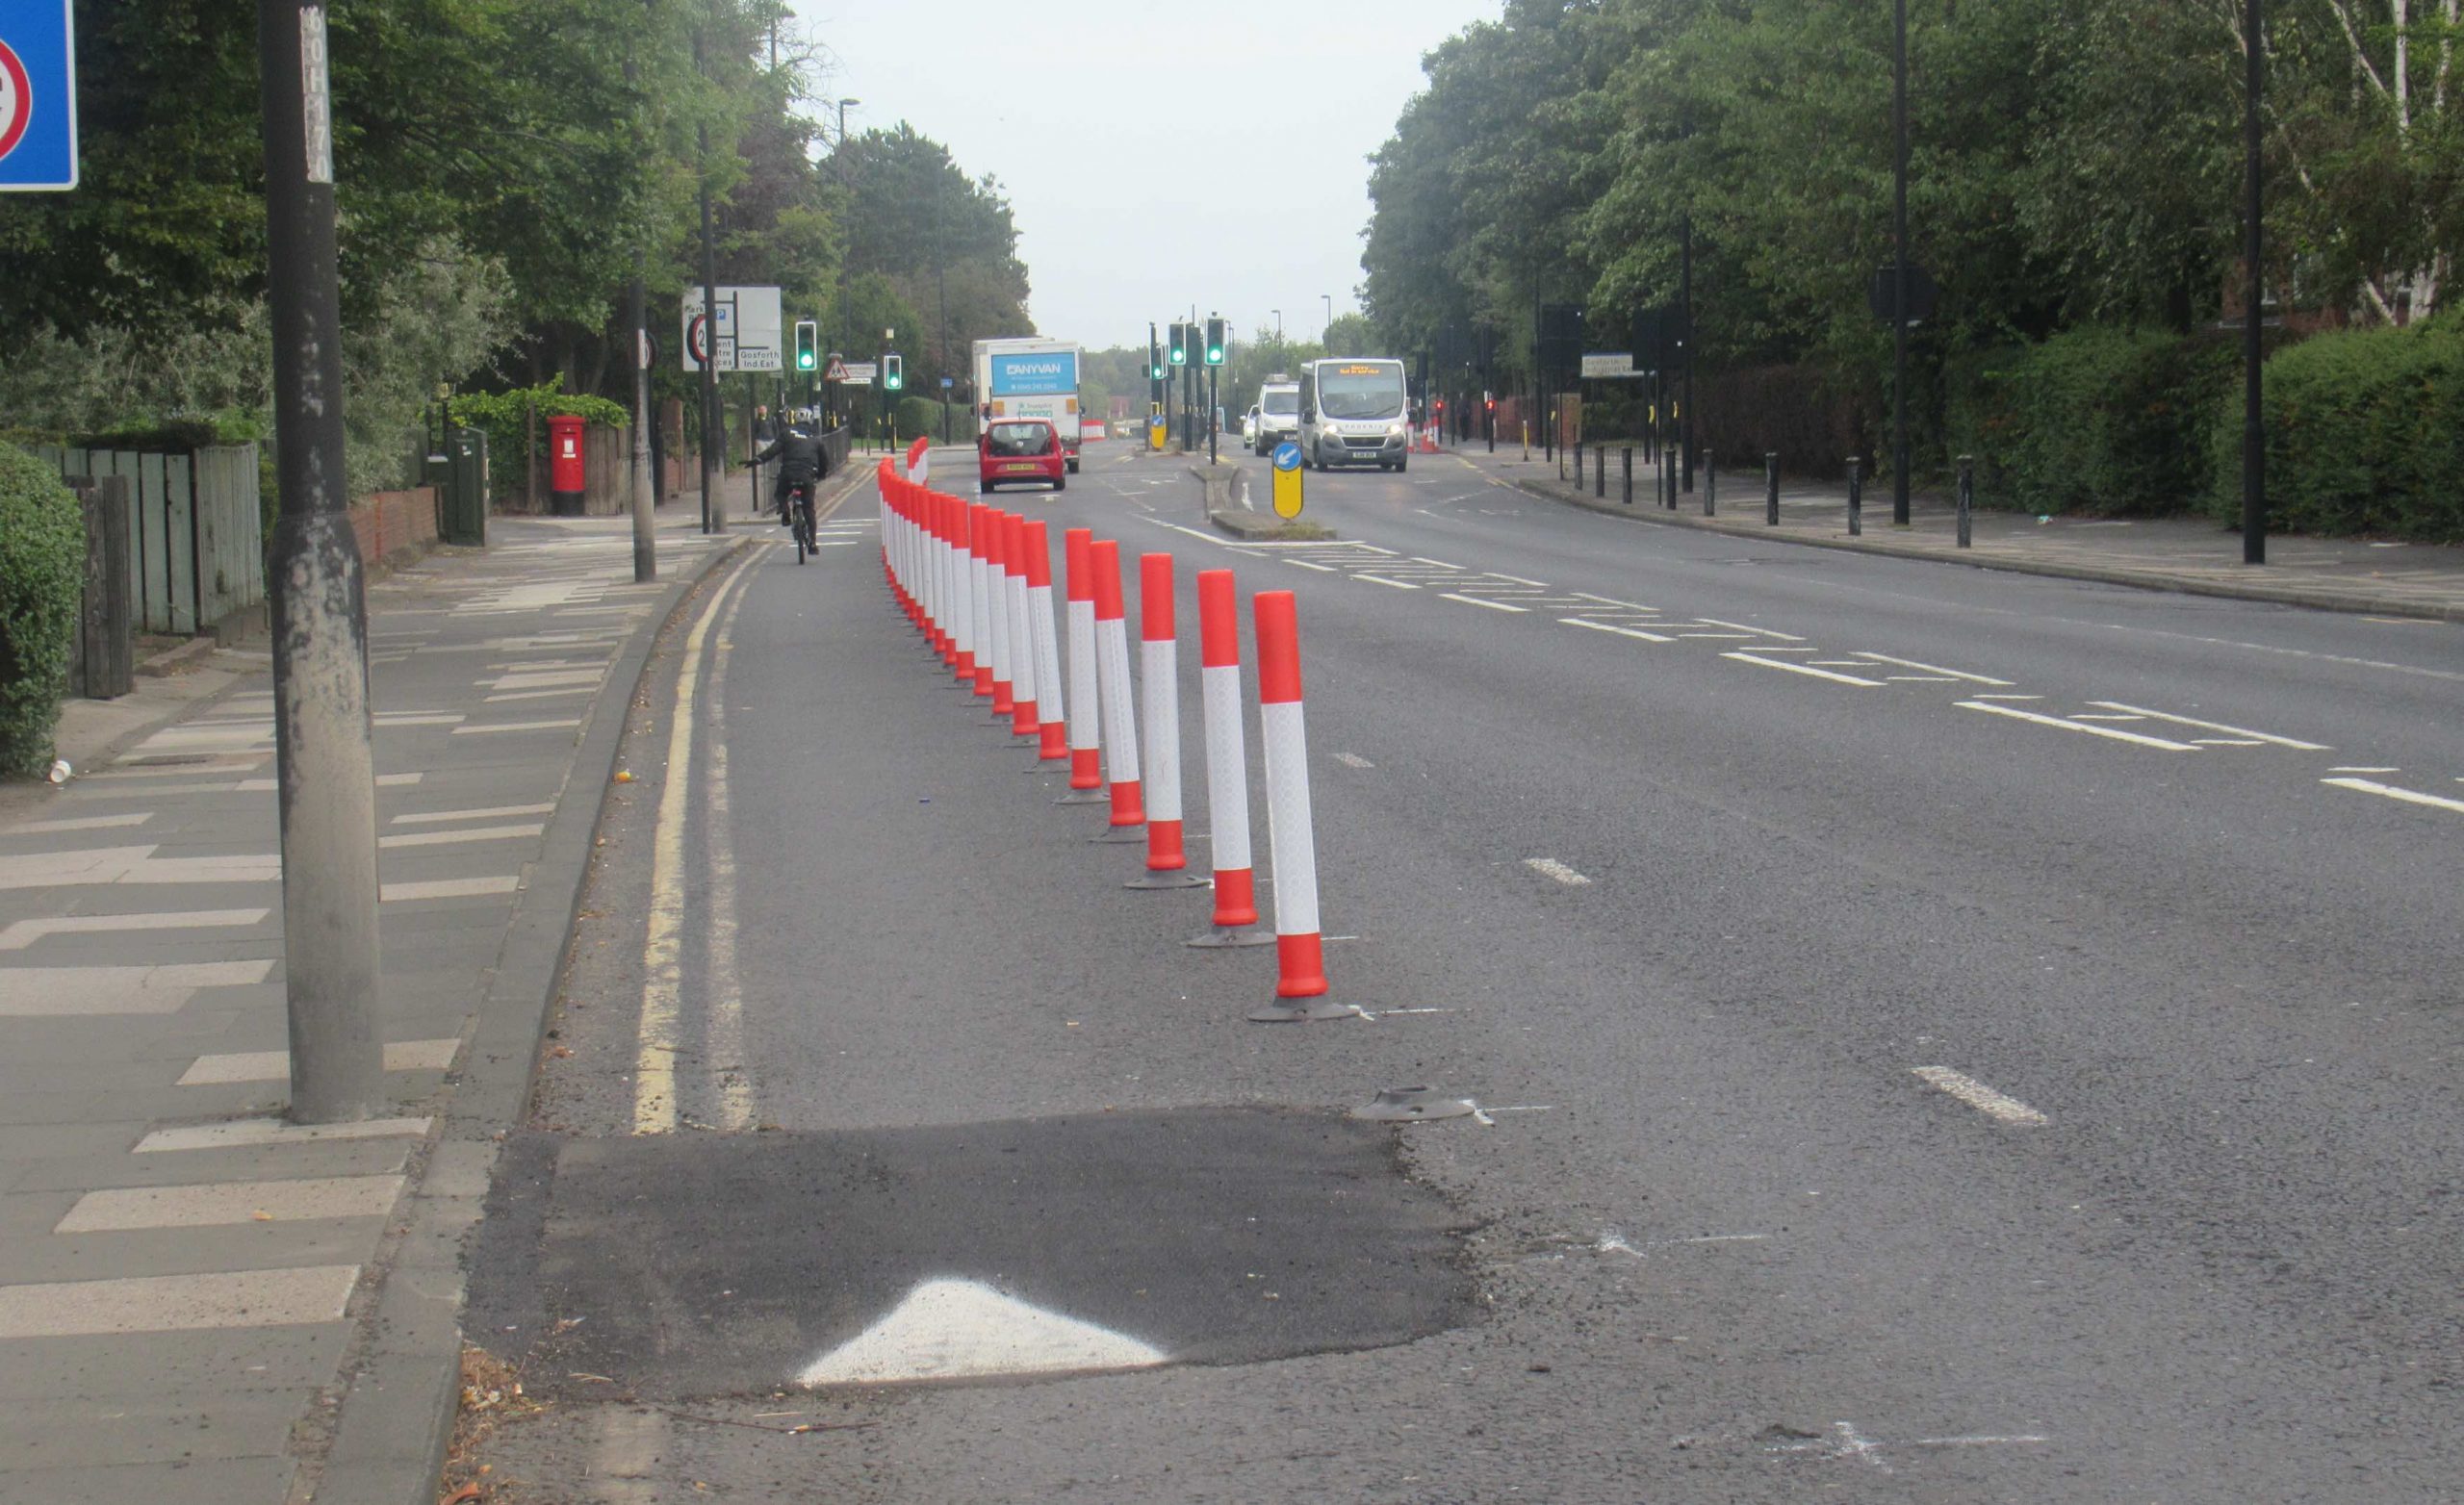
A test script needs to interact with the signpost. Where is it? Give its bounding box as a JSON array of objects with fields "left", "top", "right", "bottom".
[
  {"left": 680, "top": 285, "right": 783, "bottom": 372},
  {"left": 1270, "top": 441, "right": 1305, "bottom": 520},
  {"left": 1579, "top": 352, "right": 1639, "bottom": 379},
  {"left": 0, "top": 1, "right": 78, "bottom": 191}
]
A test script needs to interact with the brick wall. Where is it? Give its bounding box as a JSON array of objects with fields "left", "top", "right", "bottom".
[{"left": 349, "top": 487, "right": 439, "bottom": 567}]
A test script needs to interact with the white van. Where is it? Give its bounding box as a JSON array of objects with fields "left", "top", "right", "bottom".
[
  {"left": 1250, "top": 378, "right": 1301, "bottom": 455},
  {"left": 1296, "top": 358, "right": 1410, "bottom": 471}
]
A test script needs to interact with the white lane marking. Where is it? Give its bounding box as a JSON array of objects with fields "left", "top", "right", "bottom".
[
  {"left": 1851, "top": 651, "right": 2013, "bottom": 685},
  {"left": 1332, "top": 752, "right": 1375, "bottom": 769},
  {"left": 1911, "top": 1065, "right": 2048, "bottom": 1125},
  {"left": 0, "top": 960, "right": 275, "bottom": 1017},
  {"left": 1353, "top": 574, "right": 1421, "bottom": 590},
  {"left": 376, "top": 822, "right": 545, "bottom": 850},
  {"left": 2328, "top": 766, "right": 2400, "bottom": 773},
  {"left": 639, "top": 551, "right": 761, "bottom": 1135},
  {"left": 1570, "top": 592, "right": 1656, "bottom": 610},
  {"left": 1140, "top": 519, "right": 1229, "bottom": 548},
  {"left": 1910, "top": 1435, "right": 2055, "bottom": 1448},
  {"left": 1353, "top": 543, "right": 1401, "bottom": 555},
  {"left": 1468, "top": 1103, "right": 1554, "bottom": 1126},
  {"left": 1441, "top": 593, "right": 1527, "bottom": 613},
  {"left": 2069, "top": 713, "right": 2145, "bottom": 722},
  {"left": 179, "top": 1038, "right": 460, "bottom": 1084},
  {"left": 0, "top": 907, "right": 267, "bottom": 951},
  {"left": 2322, "top": 778, "right": 2464, "bottom": 816},
  {"left": 1288, "top": 559, "right": 1337, "bottom": 573},
  {"left": 1885, "top": 676, "right": 1958, "bottom": 683},
  {"left": 2082, "top": 701, "right": 2330, "bottom": 750},
  {"left": 2192, "top": 737, "right": 2267, "bottom": 747},
  {"left": 0, "top": 1266, "right": 363, "bottom": 1338},
  {"left": 391, "top": 803, "right": 556, "bottom": 825},
  {"left": 1698, "top": 617, "right": 1803, "bottom": 641},
  {"left": 135, "top": 1115, "right": 432, "bottom": 1153},
  {"left": 1808, "top": 660, "right": 1874, "bottom": 667},
  {"left": 372, "top": 712, "right": 464, "bottom": 727},
  {"left": 56, "top": 1175, "right": 405, "bottom": 1232},
  {"left": 1678, "top": 632, "right": 1757, "bottom": 640},
  {"left": 1724, "top": 652, "right": 1884, "bottom": 686},
  {"left": 796, "top": 1278, "right": 1167, "bottom": 1386},
  {"left": 1958, "top": 701, "right": 2201, "bottom": 751},
  {"left": 381, "top": 875, "right": 521, "bottom": 902},
  {"left": 14, "top": 812, "right": 152, "bottom": 833},
  {"left": 1486, "top": 572, "right": 1547, "bottom": 586},
  {"left": 1523, "top": 857, "right": 1591, "bottom": 886},
  {"left": 451, "top": 718, "right": 581, "bottom": 735},
  {"left": 700, "top": 574, "right": 759, "bottom": 1133},
  {"left": 485, "top": 686, "right": 595, "bottom": 702},
  {"left": 1968, "top": 693, "right": 2041, "bottom": 701},
  {"left": 1408, "top": 556, "right": 1465, "bottom": 569},
  {"left": 1562, "top": 618, "right": 1675, "bottom": 644}
]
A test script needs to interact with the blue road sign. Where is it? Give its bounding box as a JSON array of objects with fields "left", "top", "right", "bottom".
[
  {"left": 0, "top": 2, "right": 77, "bottom": 192},
  {"left": 1271, "top": 441, "right": 1303, "bottom": 472},
  {"left": 939, "top": 376, "right": 954, "bottom": 389}
]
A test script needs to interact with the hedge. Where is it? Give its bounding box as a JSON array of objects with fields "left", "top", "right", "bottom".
[
  {"left": 893, "top": 395, "right": 950, "bottom": 443},
  {"left": 1954, "top": 326, "right": 2236, "bottom": 516},
  {"left": 447, "top": 382, "right": 628, "bottom": 497},
  {"left": 0, "top": 445, "right": 89, "bottom": 778},
  {"left": 2207, "top": 318, "right": 2464, "bottom": 542}
]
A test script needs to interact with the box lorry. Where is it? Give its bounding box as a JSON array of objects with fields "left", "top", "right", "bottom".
[{"left": 974, "top": 338, "right": 1084, "bottom": 473}]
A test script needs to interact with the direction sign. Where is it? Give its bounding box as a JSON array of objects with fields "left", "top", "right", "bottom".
[
  {"left": 680, "top": 285, "right": 783, "bottom": 372},
  {"left": 840, "top": 362, "right": 879, "bottom": 383},
  {"left": 1580, "top": 352, "right": 1638, "bottom": 379},
  {"left": 0, "top": 2, "right": 78, "bottom": 191}
]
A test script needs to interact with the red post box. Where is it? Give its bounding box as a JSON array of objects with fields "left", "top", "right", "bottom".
[{"left": 547, "top": 414, "right": 586, "bottom": 516}]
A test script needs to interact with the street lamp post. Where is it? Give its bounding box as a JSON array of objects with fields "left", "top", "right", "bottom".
[
  {"left": 833, "top": 96, "right": 859, "bottom": 427},
  {"left": 1272, "top": 308, "right": 1282, "bottom": 343},
  {"left": 1891, "top": 0, "right": 1912, "bottom": 527},
  {"left": 1322, "top": 293, "right": 1332, "bottom": 341},
  {"left": 2242, "top": 0, "right": 2266, "bottom": 565}
]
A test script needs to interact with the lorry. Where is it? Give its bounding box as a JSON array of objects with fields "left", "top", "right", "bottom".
[{"left": 973, "top": 338, "right": 1084, "bottom": 473}]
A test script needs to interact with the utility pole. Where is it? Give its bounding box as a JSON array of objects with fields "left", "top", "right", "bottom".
[
  {"left": 1680, "top": 214, "right": 1694, "bottom": 493},
  {"left": 2242, "top": 0, "right": 2267, "bottom": 564},
  {"left": 1890, "top": 0, "right": 1912, "bottom": 526},
  {"left": 626, "top": 9, "right": 655, "bottom": 583},
  {"left": 695, "top": 20, "right": 722, "bottom": 533},
  {"left": 258, "top": 0, "right": 382, "bottom": 1124}
]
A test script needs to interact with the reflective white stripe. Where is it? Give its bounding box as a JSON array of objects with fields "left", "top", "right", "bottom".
[
  {"left": 1066, "top": 600, "right": 1100, "bottom": 752},
  {"left": 1201, "top": 662, "right": 1250, "bottom": 872},
  {"left": 1095, "top": 618, "right": 1141, "bottom": 784},
  {"left": 1006, "top": 573, "right": 1035, "bottom": 707},
  {"left": 987, "top": 555, "right": 1013, "bottom": 686},
  {"left": 1259, "top": 700, "right": 1318, "bottom": 936},
  {"left": 971, "top": 555, "right": 994, "bottom": 673},
  {"left": 961, "top": 550, "right": 982, "bottom": 660},
  {"left": 941, "top": 539, "right": 960, "bottom": 647},
  {"left": 1030, "top": 584, "right": 1065, "bottom": 727},
  {"left": 1142, "top": 637, "right": 1182, "bottom": 822}
]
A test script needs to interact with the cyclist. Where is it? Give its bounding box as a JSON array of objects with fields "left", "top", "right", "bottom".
[{"left": 755, "top": 411, "right": 829, "bottom": 526}]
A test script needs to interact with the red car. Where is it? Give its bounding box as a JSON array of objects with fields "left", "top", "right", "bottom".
[{"left": 979, "top": 418, "right": 1066, "bottom": 493}]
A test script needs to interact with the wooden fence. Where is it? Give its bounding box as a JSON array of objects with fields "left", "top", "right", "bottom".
[{"left": 34, "top": 444, "right": 266, "bottom": 636}]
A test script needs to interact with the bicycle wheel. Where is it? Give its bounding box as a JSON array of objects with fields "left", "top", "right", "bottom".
[{"left": 793, "top": 501, "right": 810, "bottom": 563}]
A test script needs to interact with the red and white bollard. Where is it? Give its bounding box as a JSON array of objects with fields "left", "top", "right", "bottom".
[
  {"left": 967, "top": 502, "right": 996, "bottom": 700},
  {"left": 1024, "top": 521, "right": 1069, "bottom": 763},
  {"left": 1002, "top": 511, "right": 1039, "bottom": 738},
  {"left": 1187, "top": 570, "right": 1270, "bottom": 946},
  {"left": 907, "top": 435, "right": 930, "bottom": 487},
  {"left": 948, "top": 497, "right": 977, "bottom": 683},
  {"left": 1127, "top": 553, "right": 1206, "bottom": 889},
  {"left": 987, "top": 511, "right": 1016, "bottom": 718},
  {"left": 1246, "top": 590, "right": 1357, "bottom": 1021},
  {"left": 926, "top": 494, "right": 952, "bottom": 665},
  {"left": 1088, "top": 538, "right": 1145, "bottom": 839},
  {"left": 1055, "top": 528, "right": 1106, "bottom": 803}
]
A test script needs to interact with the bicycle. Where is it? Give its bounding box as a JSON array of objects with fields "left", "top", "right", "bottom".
[{"left": 786, "top": 479, "right": 817, "bottom": 563}]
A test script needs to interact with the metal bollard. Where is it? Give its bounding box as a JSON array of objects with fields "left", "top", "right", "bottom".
[
  {"left": 1595, "top": 445, "right": 1605, "bottom": 498},
  {"left": 1765, "top": 452, "right": 1780, "bottom": 525},
  {"left": 1664, "top": 446, "right": 1679, "bottom": 509},
  {"left": 1846, "top": 457, "right": 1863, "bottom": 536},
  {"left": 1957, "top": 455, "right": 1975, "bottom": 548},
  {"left": 1622, "top": 446, "right": 1633, "bottom": 505},
  {"left": 1704, "top": 449, "right": 1717, "bottom": 517},
  {"left": 1573, "top": 443, "right": 1582, "bottom": 489}
]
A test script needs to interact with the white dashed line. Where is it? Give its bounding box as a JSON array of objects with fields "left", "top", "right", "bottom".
[
  {"left": 2083, "top": 701, "right": 2329, "bottom": 750},
  {"left": 1724, "top": 652, "right": 1884, "bottom": 686},
  {"left": 1561, "top": 618, "right": 1674, "bottom": 644},
  {"left": 1332, "top": 752, "right": 1375, "bottom": 769},
  {"left": 1523, "top": 856, "right": 1591, "bottom": 886},
  {"left": 2322, "top": 778, "right": 2464, "bottom": 816},
  {"left": 1409, "top": 556, "right": 1465, "bottom": 570},
  {"left": 1442, "top": 593, "right": 1527, "bottom": 613},
  {"left": 1486, "top": 571, "right": 1547, "bottom": 586},
  {"left": 1288, "top": 559, "right": 1337, "bottom": 573},
  {"left": 1851, "top": 651, "right": 2014, "bottom": 685},
  {"left": 1353, "top": 574, "right": 1421, "bottom": 590},
  {"left": 1957, "top": 701, "right": 2200, "bottom": 750},
  {"left": 1697, "top": 617, "right": 1803, "bottom": 641},
  {"left": 1911, "top": 1066, "right": 2048, "bottom": 1125}
]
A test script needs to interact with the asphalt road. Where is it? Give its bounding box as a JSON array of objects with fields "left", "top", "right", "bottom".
[{"left": 461, "top": 443, "right": 2464, "bottom": 1503}]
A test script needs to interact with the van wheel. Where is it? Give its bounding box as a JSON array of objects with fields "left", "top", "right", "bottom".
[
  {"left": 1054, "top": 474, "right": 1065, "bottom": 492},
  {"left": 1396, "top": 456, "right": 1408, "bottom": 472},
  {"left": 1066, "top": 458, "right": 1080, "bottom": 473}
]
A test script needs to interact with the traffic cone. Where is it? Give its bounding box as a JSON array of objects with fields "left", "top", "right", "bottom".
[
  {"left": 1089, "top": 538, "right": 1145, "bottom": 840},
  {"left": 1245, "top": 590, "right": 1357, "bottom": 1021},
  {"left": 1188, "top": 569, "right": 1270, "bottom": 946}
]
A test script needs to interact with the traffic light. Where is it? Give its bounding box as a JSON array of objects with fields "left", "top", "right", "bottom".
[
  {"left": 883, "top": 353, "right": 904, "bottom": 392},
  {"left": 1149, "top": 339, "right": 1166, "bottom": 381},
  {"left": 794, "top": 319, "right": 817, "bottom": 372},
  {"left": 1203, "top": 316, "right": 1226, "bottom": 367},
  {"left": 1168, "top": 321, "right": 1189, "bottom": 367}
]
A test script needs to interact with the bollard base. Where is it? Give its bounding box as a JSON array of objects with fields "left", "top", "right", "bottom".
[
  {"left": 1054, "top": 787, "right": 1108, "bottom": 804},
  {"left": 1126, "top": 869, "right": 1210, "bottom": 891},
  {"left": 1092, "top": 825, "right": 1147, "bottom": 843},
  {"left": 1187, "top": 926, "right": 1274, "bottom": 949},
  {"left": 1245, "top": 998, "right": 1365, "bottom": 1023}
]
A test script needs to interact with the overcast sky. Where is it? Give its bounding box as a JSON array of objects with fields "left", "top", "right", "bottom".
[{"left": 800, "top": 0, "right": 1502, "bottom": 352}]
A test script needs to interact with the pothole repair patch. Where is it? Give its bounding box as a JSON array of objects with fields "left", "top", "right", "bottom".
[{"left": 467, "top": 1108, "right": 1474, "bottom": 1399}]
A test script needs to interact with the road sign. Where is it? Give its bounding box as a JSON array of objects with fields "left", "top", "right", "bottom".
[
  {"left": 0, "top": 2, "right": 78, "bottom": 191},
  {"left": 1580, "top": 352, "right": 1637, "bottom": 379},
  {"left": 1270, "top": 441, "right": 1304, "bottom": 519},
  {"left": 840, "top": 362, "right": 879, "bottom": 383},
  {"left": 823, "top": 355, "right": 850, "bottom": 381},
  {"left": 680, "top": 285, "right": 783, "bottom": 372},
  {"left": 939, "top": 376, "right": 954, "bottom": 390}
]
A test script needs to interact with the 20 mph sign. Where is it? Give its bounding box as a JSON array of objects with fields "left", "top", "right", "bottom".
[{"left": 0, "top": 2, "right": 78, "bottom": 192}]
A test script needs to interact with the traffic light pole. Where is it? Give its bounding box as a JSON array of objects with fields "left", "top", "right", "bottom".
[
  {"left": 1207, "top": 367, "right": 1218, "bottom": 465},
  {"left": 259, "top": 0, "right": 383, "bottom": 1124}
]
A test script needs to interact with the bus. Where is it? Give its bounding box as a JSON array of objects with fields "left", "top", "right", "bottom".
[{"left": 1297, "top": 357, "right": 1410, "bottom": 472}]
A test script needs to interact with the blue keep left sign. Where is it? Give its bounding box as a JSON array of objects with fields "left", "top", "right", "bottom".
[
  {"left": 0, "top": 1, "right": 77, "bottom": 191},
  {"left": 1271, "top": 441, "right": 1303, "bottom": 472}
]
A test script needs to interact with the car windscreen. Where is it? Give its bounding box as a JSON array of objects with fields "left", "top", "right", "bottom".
[
  {"left": 1315, "top": 367, "right": 1404, "bottom": 421},
  {"left": 988, "top": 423, "right": 1052, "bottom": 456},
  {"left": 1262, "top": 390, "right": 1299, "bottom": 415}
]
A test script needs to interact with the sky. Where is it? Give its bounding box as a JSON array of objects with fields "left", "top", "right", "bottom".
[{"left": 798, "top": 0, "right": 1503, "bottom": 353}]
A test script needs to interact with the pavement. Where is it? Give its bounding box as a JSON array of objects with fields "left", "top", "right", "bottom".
[
  {"left": 0, "top": 472, "right": 862, "bottom": 1505},
  {"left": 1446, "top": 438, "right": 2464, "bottom": 621}
]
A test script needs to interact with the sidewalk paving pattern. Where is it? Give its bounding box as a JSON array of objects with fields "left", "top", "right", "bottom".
[{"left": 0, "top": 513, "right": 740, "bottom": 1503}]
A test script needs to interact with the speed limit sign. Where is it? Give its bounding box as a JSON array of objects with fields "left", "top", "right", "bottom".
[{"left": 0, "top": 3, "right": 78, "bottom": 192}]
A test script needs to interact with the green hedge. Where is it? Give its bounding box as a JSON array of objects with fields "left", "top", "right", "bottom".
[
  {"left": 446, "top": 382, "right": 628, "bottom": 497},
  {"left": 2207, "top": 319, "right": 2464, "bottom": 542},
  {"left": 0, "top": 445, "right": 88, "bottom": 778},
  {"left": 893, "top": 395, "right": 951, "bottom": 444},
  {"left": 1961, "top": 326, "right": 2236, "bottom": 516}
]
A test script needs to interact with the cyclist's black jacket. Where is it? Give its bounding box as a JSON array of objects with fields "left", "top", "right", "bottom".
[{"left": 757, "top": 430, "right": 827, "bottom": 483}]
